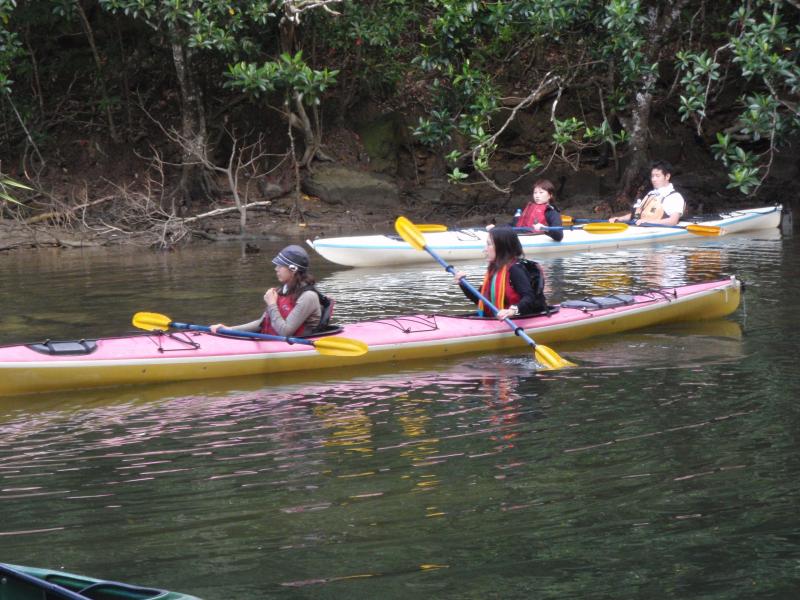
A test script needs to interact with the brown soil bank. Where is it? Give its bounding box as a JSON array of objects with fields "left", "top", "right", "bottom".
[{"left": 1, "top": 121, "right": 797, "bottom": 252}]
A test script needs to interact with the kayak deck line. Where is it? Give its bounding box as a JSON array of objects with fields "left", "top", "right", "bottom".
[
  {"left": 0, "top": 277, "right": 741, "bottom": 396},
  {"left": 307, "top": 206, "right": 782, "bottom": 267}
]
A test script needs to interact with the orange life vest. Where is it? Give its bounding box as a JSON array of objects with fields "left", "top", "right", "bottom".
[
  {"left": 634, "top": 193, "right": 664, "bottom": 220},
  {"left": 478, "top": 265, "right": 521, "bottom": 316},
  {"left": 634, "top": 190, "right": 683, "bottom": 220}
]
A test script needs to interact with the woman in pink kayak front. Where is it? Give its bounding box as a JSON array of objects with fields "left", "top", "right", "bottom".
[{"left": 211, "top": 245, "right": 329, "bottom": 337}]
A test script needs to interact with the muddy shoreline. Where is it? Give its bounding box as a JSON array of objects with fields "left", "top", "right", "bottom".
[{"left": 2, "top": 156, "right": 795, "bottom": 253}]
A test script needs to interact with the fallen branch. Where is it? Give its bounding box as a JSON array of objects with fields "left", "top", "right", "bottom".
[
  {"left": 181, "top": 200, "right": 273, "bottom": 223},
  {"left": 23, "top": 195, "right": 116, "bottom": 225}
]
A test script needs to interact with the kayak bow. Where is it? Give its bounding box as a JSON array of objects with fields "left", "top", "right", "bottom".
[{"left": 0, "top": 563, "right": 200, "bottom": 600}]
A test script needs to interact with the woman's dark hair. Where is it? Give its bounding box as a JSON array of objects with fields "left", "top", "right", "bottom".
[
  {"left": 531, "top": 178, "right": 557, "bottom": 201},
  {"left": 284, "top": 270, "right": 317, "bottom": 300},
  {"left": 489, "top": 227, "right": 523, "bottom": 269}
]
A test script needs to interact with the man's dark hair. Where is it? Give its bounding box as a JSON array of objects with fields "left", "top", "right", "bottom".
[{"left": 650, "top": 159, "right": 674, "bottom": 176}]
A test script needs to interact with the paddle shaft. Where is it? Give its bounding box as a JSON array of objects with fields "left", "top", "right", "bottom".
[
  {"left": 419, "top": 223, "right": 623, "bottom": 234},
  {"left": 573, "top": 217, "right": 692, "bottom": 230},
  {"left": 515, "top": 225, "right": 619, "bottom": 231},
  {"left": 169, "top": 321, "right": 317, "bottom": 347},
  {"left": 628, "top": 221, "right": 699, "bottom": 230},
  {"left": 423, "top": 249, "right": 541, "bottom": 349},
  {"left": 514, "top": 225, "right": 572, "bottom": 232}
]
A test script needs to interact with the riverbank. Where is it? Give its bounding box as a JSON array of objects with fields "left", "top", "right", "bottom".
[
  {"left": 2, "top": 129, "right": 797, "bottom": 253},
  {"left": 0, "top": 188, "right": 465, "bottom": 252}
]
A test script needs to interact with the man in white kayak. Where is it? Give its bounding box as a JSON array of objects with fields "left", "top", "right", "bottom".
[{"left": 609, "top": 160, "right": 686, "bottom": 226}]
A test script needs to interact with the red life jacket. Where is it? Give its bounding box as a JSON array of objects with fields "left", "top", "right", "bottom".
[
  {"left": 260, "top": 287, "right": 333, "bottom": 335},
  {"left": 478, "top": 265, "right": 521, "bottom": 315},
  {"left": 517, "top": 202, "right": 548, "bottom": 227},
  {"left": 261, "top": 293, "right": 296, "bottom": 335}
]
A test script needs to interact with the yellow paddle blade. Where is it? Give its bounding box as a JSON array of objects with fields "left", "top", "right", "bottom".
[
  {"left": 561, "top": 215, "right": 575, "bottom": 226},
  {"left": 395, "top": 216, "right": 427, "bottom": 250},
  {"left": 686, "top": 224, "right": 724, "bottom": 236},
  {"left": 582, "top": 222, "right": 628, "bottom": 234},
  {"left": 132, "top": 311, "right": 172, "bottom": 331},
  {"left": 535, "top": 345, "right": 577, "bottom": 370},
  {"left": 313, "top": 336, "right": 369, "bottom": 357},
  {"left": 417, "top": 223, "right": 448, "bottom": 233}
]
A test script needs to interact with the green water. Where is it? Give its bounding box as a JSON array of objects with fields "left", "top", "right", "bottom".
[{"left": 1, "top": 226, "right": 798, "bottom": 599}]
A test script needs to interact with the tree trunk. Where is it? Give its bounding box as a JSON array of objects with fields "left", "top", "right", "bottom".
[
  {"left": 291, "top": 93, "right": 317, "bottom": 166},
  {"left": 279, "top": 16, "right": 296, "bottom": 54},
  {"left": 615, "top": 1, "right": 691, "bottom": 208},
  {"left": 115, "top": 17, "right": 133, "bottom": 135},
  {"left": 74, "top": 0, "right": 118, "bottom": 143},
  {"left": 169, "top": 29, "right": 209, "bottom": 210},
  {"left": 618, "top": 75, "right": 655, "bottom": 206}
]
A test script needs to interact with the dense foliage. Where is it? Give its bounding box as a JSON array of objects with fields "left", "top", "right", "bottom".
[{"left": 0, "top": 0, "right": 797, "bottom": 208}]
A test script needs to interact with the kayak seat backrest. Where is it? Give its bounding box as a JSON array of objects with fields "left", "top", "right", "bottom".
[
  {"left": 303, "top": 325, "right": 343, "bottom": 338},
  {"left": 314, "top": 293, "right": 334, "bottom": 332},
  {"left": 526, "top": 304, "right": 559, "bottom": 317},
  {"left": 454, "top": 305, "right": 561, "bottom": 319},
  {"left": 560, "top": 294, "right": 635, "bottom": 311},
  {"left": 27, "top": 340, "right": 98, "bottom": 356}
]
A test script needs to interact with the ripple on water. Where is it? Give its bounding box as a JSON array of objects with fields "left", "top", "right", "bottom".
[{"left": 1, "top": 233, "right": 798, "bottom": 598}]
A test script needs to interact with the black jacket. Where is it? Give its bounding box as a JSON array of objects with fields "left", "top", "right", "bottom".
[{"left": 459, "top": 262, "right": 547, "bottom": 315}]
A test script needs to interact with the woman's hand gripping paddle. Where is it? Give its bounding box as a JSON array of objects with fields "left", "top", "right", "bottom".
[
  {"left": 394, "top": 216, "right": 575, "bottom": 370},
  {"left": 132, "top": 312, "right": 368, "bottom": 356}
]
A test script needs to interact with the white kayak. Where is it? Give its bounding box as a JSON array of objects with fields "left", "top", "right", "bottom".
[{"left": 307, "top": 205, "right": 783, "bottom": 267}]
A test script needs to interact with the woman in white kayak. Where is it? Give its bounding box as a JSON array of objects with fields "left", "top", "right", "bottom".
[
  {"left": 610, "top": 160, "right": 686, "bottom": 226},
  {"left": 453, "top": 227, "right": 548, "bottom": 319},
  {"left": 491, "top": 178, "right": 564, "bottom": 242},
  {"left": 211, "top": 245, "right": 331, "bottom": 337},
  {"left": 511, "top": 178, "right": 564, "bottom": 241}
]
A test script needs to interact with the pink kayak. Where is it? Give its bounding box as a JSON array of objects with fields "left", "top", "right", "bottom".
[{"left": 0, "top": 277, "right": 741, "bottom": 396}]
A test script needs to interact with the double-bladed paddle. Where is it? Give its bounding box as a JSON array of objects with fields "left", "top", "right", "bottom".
[
  {"left": 394, "top": 216, "right": 575, "bottom": 370},
  {"left": 518, "top": 222, "right": 628, "bottom": 234},
  {"left": 408, "top": 222, "right": 628, "bottom": 235},
  {"left": 561, "top": 215, "right": 724, "bottom": 236},
  {"left": 419, "top": 219, "right": 722, "bottom": 236},
  {"left": 132, "top": 312, "right": 368, "bottom": 357}
]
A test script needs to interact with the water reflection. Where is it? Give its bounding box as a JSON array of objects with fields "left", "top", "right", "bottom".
[
  {"left": 1, "top": 228, "right": 797, "bottom": 599},
  {"left": 0, "top": 230, "right": 786, "bottom": 344}
]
